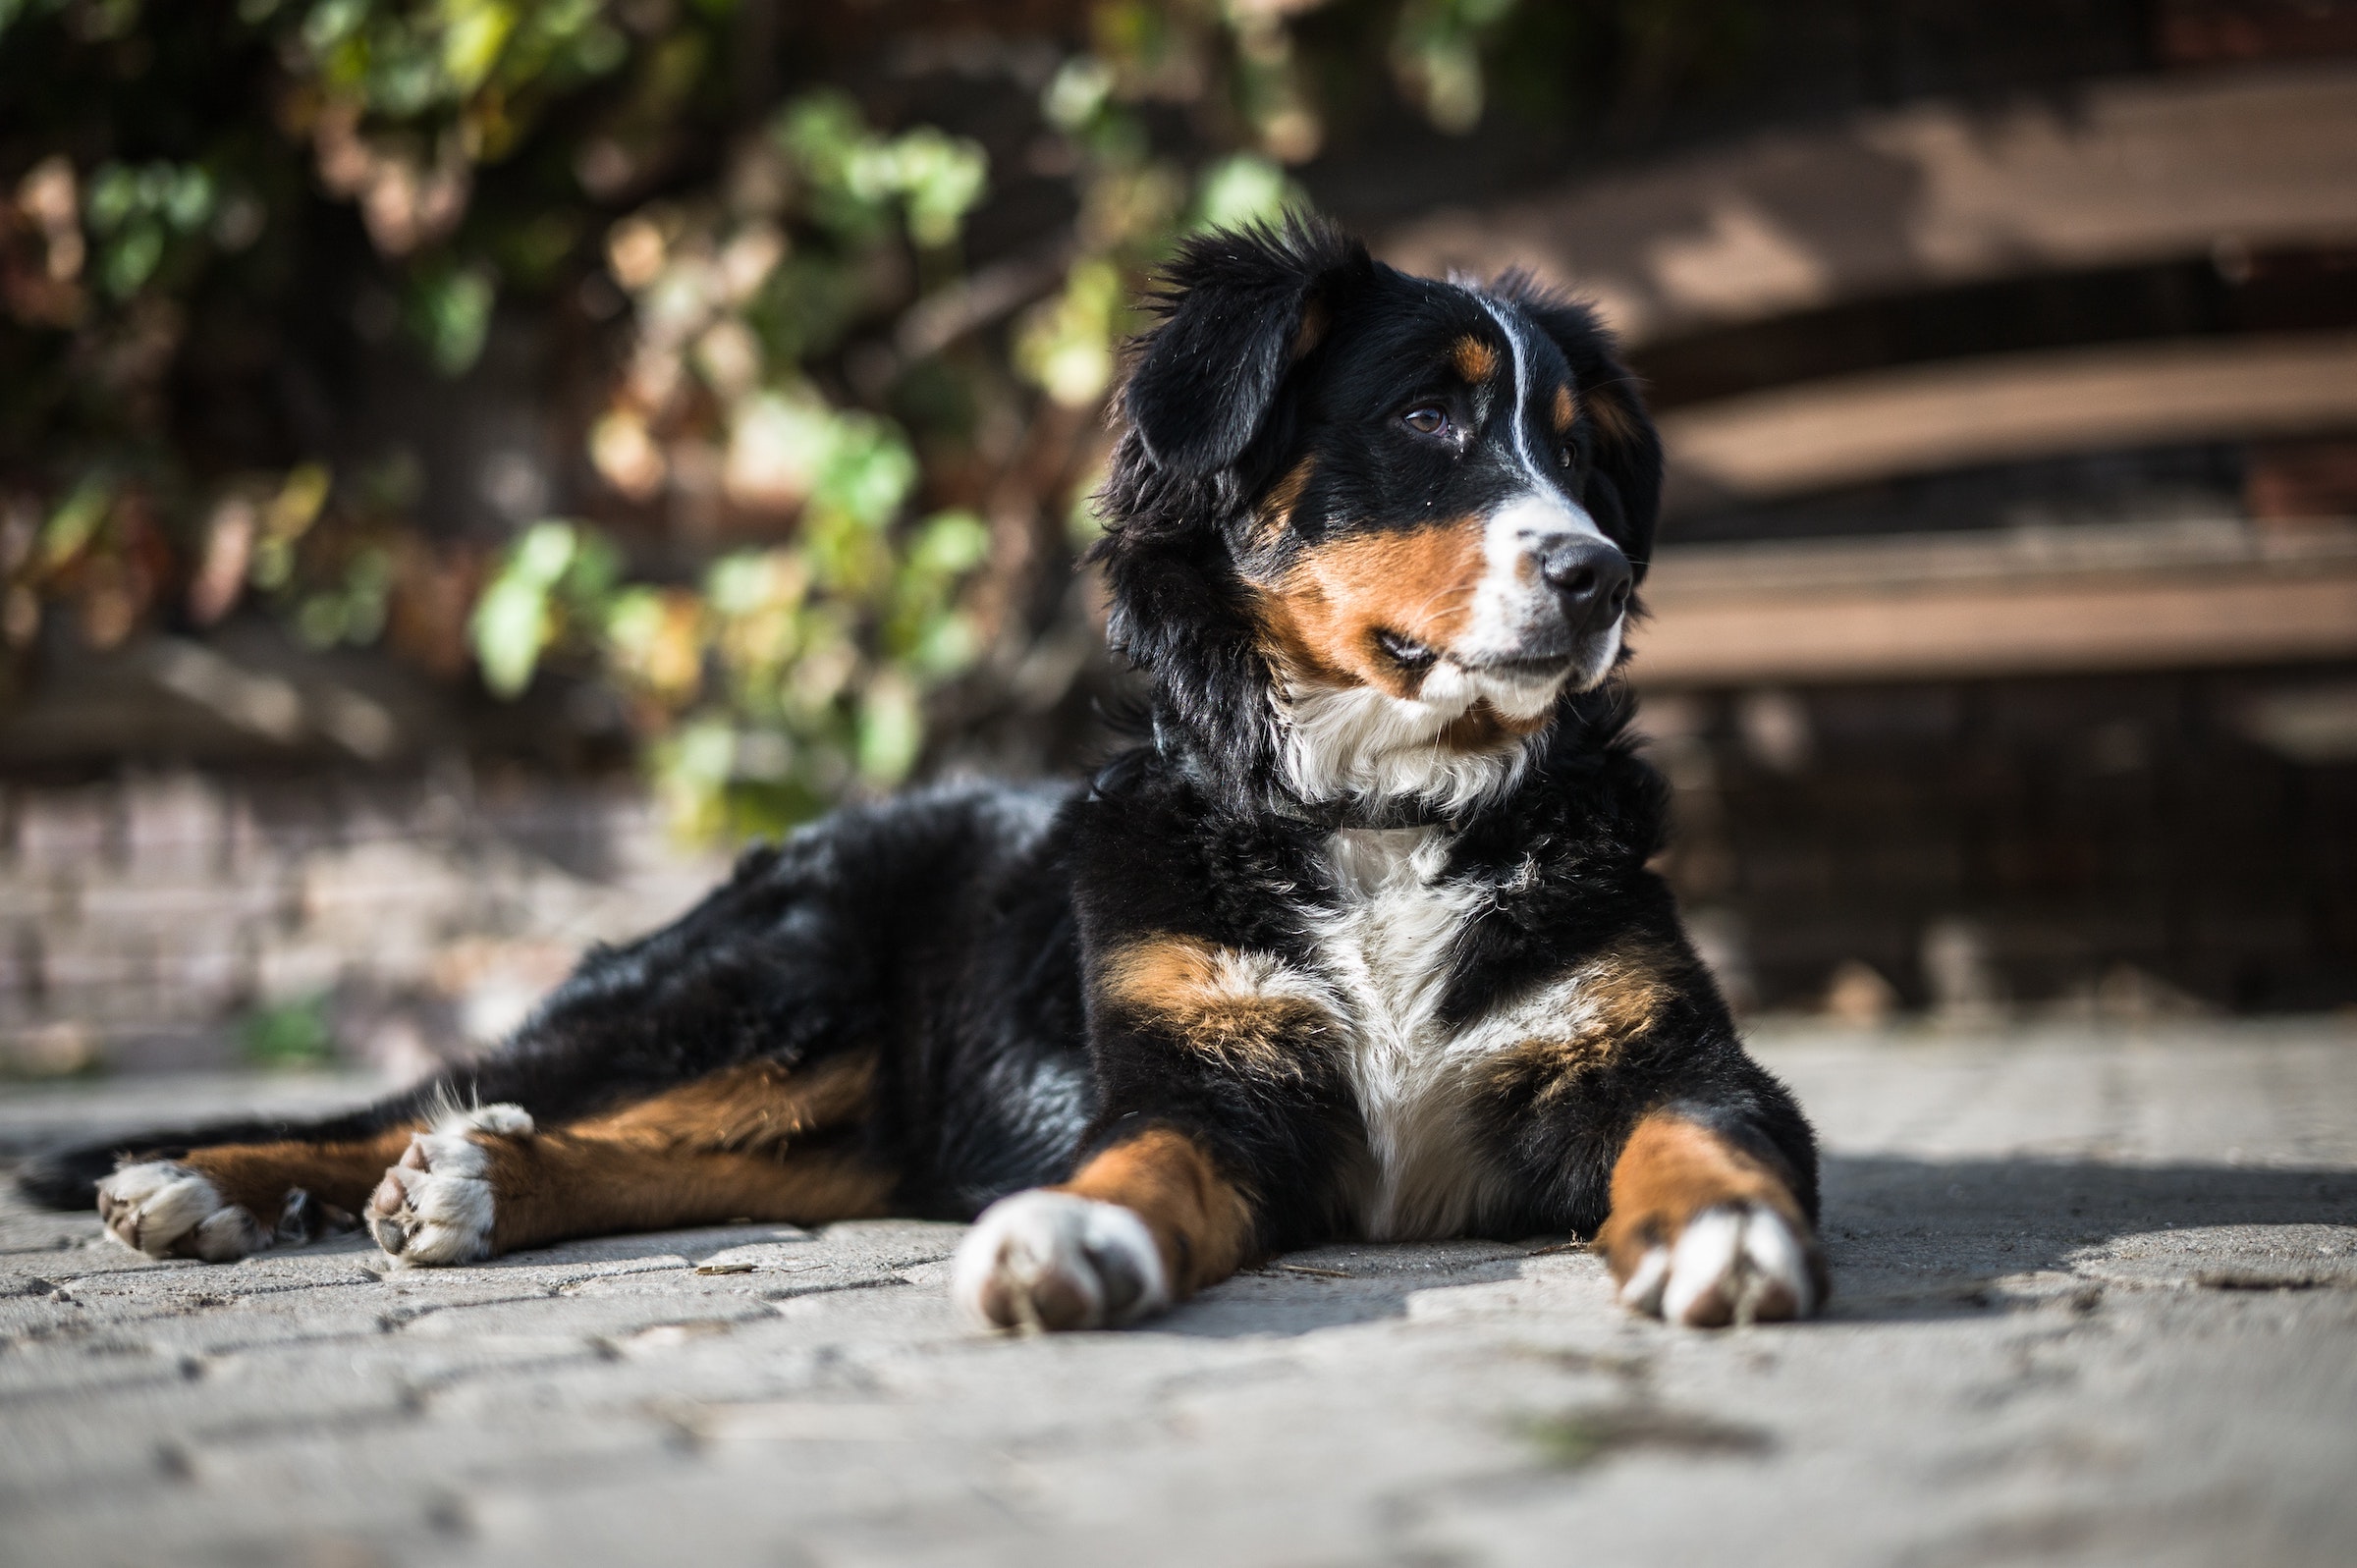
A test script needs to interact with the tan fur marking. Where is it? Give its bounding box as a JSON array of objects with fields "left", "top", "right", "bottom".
[
  {"left": 479, "top": 1142, "right": 892, "bottom": 1253},
  {"left": 1101, "top": 935, "right": 1331, "bottom": 1080},
  {"left": 1583, "top": 378, "right": 1641, "bottom": 449},
  {"left": 1552, "top": 383, "right": 1577, "bottom": 433},
  {"left": 1481, "top": 941, "right": 1690, "bottom": 1105},
  {"left": 1292, "top": 297, "right": 1330, "bottom": 361},
  {"left": 1255, "top": 519, "right": 1487, "bottom": 697},
  {"left": 185, "top": 1127, "right": 421, "bottom": 1220},
  {"left": 1253, "top": 456, "right": 1316, "bottom": 547},
  {"left": 1593, "top": 1111, "right": 1807, "bottom": 1288},
  {"left": 1452, "top": 335, "right": 1499, "bottom": 382},
  {"left": 567, "top": 1056, "right": 875, "bottom": 1150},
  {"left": 478, "top": 1054, "right": 893, "bottom": 1252},
  {"left": 1439, "top": 699, "right": 1553, "bottom": 753},
  {"left": 1057, "top": 1128, "right": 1256, "bottom": 1296}
]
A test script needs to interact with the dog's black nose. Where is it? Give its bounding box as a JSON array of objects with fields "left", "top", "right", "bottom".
[{"left": 1539, "top": 538, "right": 1633, "bottom": 630}]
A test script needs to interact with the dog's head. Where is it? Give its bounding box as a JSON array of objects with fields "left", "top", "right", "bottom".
[{"left": 1096, "top": 218, "right": 1661, "bottom": 817}]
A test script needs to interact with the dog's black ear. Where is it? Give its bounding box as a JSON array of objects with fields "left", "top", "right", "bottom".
[
  {"left": 1123, "top": 217, "right": 1368, "bottom": 477},
  {"left": 1503, "top": 284, "right": 1664, "bottom": 583}
]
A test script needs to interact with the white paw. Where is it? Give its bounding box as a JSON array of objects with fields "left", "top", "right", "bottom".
[
  {"left": 952, "top": 1191, "right": 1171, "bottom": 1331},
  {"left": 442, "top": 1103, "right": 534, "bottom": 1137},
  {"left": 1618, "top": 1204, "right": 1820, "bottom": 1327},
  {"left": 96, "top": 1162, "right": 269, "bottom": 1262},
  {"left": 364, "top": 1105, "right": 528, "bottom": 1266}
]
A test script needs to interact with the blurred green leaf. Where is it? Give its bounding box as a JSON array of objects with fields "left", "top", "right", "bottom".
[
  {"left": 856, "top": 671, "right": 922, "bottom": 784},
  {"left": 1394, "top": 0, "right": 1522, "bottom": 134},
  {"left": 776, "top": 90, "right": 987, "bottom": 249},
  {"left": 910, "top": 511, "right": 989, "bottom": 577},
  {"left": 815, "top": 414, "right": 917, "bottom": 530},
  {"left": 405, "top": 261, "right": 496, "bottom": 376},
  {"left": 240, "top": 995, "right": 336, "bottom": 1070},
  {"left": 470, "top": 519, "right": 580, "bottom": 695},
  {"left": 1016, "top": 257, "right": 1127, "bottom": 406},
  {"left": 1194, "top": 154, "right": 1297, "bottom": 232},
  {"left": 441, "top": 0, "right": 518, "bottom": 93},
  {"left": 890, "top": 128, "right": 988, "bottom": 248},
  {"left": 39, "top": 478, "right": 113, "bottom": 571},
  {"left": 471, "top": 570, "right": 552, "bottom": 696},
  {"left": 1042, "top": 55, "right": 1115, "bottom": 132}
]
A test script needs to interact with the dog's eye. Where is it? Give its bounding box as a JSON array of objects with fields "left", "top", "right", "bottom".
[
  {"left": 1561, "top": 428, "right": 1594, "bottom": 477},
  {"left": 1375, "top": 628, "right": 1438, "bottom": 670},
  {"left": 1402, "top": 406, "right": 1449, "bottom": 437}
]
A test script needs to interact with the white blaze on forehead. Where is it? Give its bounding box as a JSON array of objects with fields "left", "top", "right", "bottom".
[{"left": 1475, "top": 295, "right": 1574, "bottom": 497}]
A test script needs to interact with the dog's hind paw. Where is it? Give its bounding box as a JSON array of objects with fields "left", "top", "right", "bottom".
[
  {"left": 1616, "top": 1202, "right": 1821, "bottom": 1327},
  {"left": 952, "top": 1190, "right": 1172, "bottom": 1331},
  {"left": 364, "top": 1106, "right": 529, "bottom": 1266},
  {"left": 96, "top": 1162, "right": 270, "bottom": 1262}
]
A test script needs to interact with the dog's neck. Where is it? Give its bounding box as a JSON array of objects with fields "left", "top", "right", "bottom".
[
  {"left": 1148, "top": 699, "right": 1504, "bottom": 832},
  {"left": 1268, "top": 683, "right": 1530, "bottom": 828},
  {"left": 1260, "top": 660, "right": 1564, "bottom": 829}
]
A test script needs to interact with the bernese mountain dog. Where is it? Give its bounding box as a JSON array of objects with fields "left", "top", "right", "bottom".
[{"left": 19, "top": 219, "right": 1825, "bottom": 1330}]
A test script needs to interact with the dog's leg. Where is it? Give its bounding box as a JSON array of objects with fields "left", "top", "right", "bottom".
[
  {"left": 953, "top": 1127, "right": 1255, "bottom": 1330},
  {"left": 950, "top": 929, "right": 1351, "bottom": 1332},
  {"left": 97, "top": 1129, "right": 418, "bottom": 1261},
  {"left": 363, "top": 1055, "right": 893, "bottom": 1265},
  {"left": 1594, "top": 1109, "right": 1826, "bottom": 1327},
  {"left": 361, "top": 1121, "right": 893, "bottom": 1265}
]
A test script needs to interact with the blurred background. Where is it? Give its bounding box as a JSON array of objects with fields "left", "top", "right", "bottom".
[{"left": 1, "top": 0, "right": 2352, "bottom": 1081}]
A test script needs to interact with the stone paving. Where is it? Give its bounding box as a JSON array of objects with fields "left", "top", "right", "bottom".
[{"left": 3, "top": 1022, "right": 2354, "bottom": 1568}]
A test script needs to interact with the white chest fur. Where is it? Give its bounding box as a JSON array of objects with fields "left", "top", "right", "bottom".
[{"left": 1311, "top": 826, "right": 1518, "bottom": 1241}]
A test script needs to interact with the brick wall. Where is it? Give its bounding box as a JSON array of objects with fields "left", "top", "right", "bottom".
[{"left": 0, "top": 770, "right": 726, "bottom": 1078}]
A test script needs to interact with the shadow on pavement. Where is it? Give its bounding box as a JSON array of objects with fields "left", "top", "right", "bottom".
[
  {"left": 1149, "top": 1157, "right": 2357, "bottom": 1336},
  {"left": 1819, "top": 1154, "right": 2357, "bottom": 1322}
]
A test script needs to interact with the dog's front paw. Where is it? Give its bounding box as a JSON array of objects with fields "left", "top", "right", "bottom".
[
  {"left": 952, "top": 1190, "right": 1172, "bottom": 1331},
  {"left": 1609, "top": 1202, "right": 1823, "bottom": 1327},
  {"left": 96, "top": 1162, "right": 269, "bottom": 1262},
  {"left": 364, "top": 1106, "right": 530, "bottom": 1266}
]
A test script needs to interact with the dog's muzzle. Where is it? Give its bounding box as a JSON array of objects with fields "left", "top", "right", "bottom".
[{"left": 1457, "top": 495, "right": 1632, "bottom": 690}]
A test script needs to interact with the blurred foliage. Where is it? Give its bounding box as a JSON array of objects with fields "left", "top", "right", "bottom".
[
  {"left": 239, "top": 992, "right": 337, "bottom": 1070},
  {"left": 0, "top": 0, "right": 1570, "bottom": 840}
]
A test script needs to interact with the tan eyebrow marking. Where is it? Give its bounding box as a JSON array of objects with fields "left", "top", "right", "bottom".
[
  {"left": 1453, "top": 335, "right": 1500, "bottom": 382},
  {"left": 1552, "top": 383, "right": 1577, "bottom": 433},
  {"left": 1584, "top": 380, "right": 1641, "bottom": 448}
]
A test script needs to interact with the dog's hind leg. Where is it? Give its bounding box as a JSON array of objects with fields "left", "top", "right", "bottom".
[
  {"left": 89, "top": 1053, "right": 894, "bottom": 1266},
  {"left": 96, "top": 1125, "right": 425, "bottom": 1261},
  {"left": 363, "top": 1054, "right": 896, "bottom": 1265}
]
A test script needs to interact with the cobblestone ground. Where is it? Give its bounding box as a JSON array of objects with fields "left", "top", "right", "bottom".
[{"left": 4, "top": 1024, "right": 2354, "bottom": 1568}]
